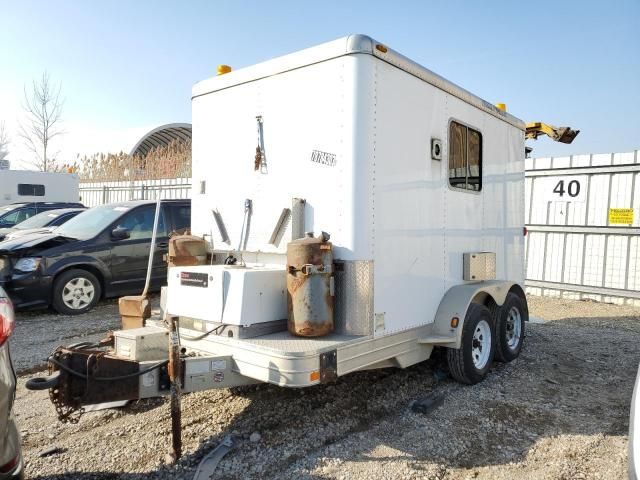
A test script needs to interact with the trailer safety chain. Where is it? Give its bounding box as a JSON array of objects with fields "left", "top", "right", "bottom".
[{"left": 50, "top": 386, "right": 85, "bottom": 424}]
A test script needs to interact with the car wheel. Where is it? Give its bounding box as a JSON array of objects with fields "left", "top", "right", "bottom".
[
  {"left": 52, "top": 269, "right": 101, "bottom": 315},
  {"left": 447, "top": 303, "right": 495, "bottom": 385},
  {"left": 493, "top": 292, "right": 527, "bottom": 362}
]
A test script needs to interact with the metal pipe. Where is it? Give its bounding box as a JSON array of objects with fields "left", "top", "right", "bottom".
[
  {"left": 142, "top": 191, "right": 162, "bottom": 297},
  {"left": 167, "top": 315, "right": 182, "bottom": 462}
]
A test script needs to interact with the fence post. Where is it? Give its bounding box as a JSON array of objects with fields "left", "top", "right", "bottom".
[
  {"left": 140, "top": 184, "right": 146, "bottom": 200},
  {"left": 102, "top": 185, "right": 108, "bottom": 204}
]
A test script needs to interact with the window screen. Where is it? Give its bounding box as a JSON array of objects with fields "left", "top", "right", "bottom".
[
  {"left": 448, "top": 121, "right": 482, "bottom": 191},
  {"left": 18, "top": 184, "right": 46, "bottom": 196}
]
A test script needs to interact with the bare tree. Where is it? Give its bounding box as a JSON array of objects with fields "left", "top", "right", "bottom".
[
  {"left": 19, "top": 72, "right": 64, "bottom": 171},
  {"left": 0, "top": 121, "right": 9, "bottom": 162}
]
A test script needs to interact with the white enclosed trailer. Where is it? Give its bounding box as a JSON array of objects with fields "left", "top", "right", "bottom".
[
  {"left": 0, "top": 170, "right": 80, "bottom": 206},
  {"left": 158, "top": 34, "right": 527, "bottom": 388},
  {"left": 29, "top": 35, "right": 535, "bottom": 420}
]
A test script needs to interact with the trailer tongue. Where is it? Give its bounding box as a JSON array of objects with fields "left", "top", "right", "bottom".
[{"left": 26, "top": 34, "right": 577, "bottom": 462}]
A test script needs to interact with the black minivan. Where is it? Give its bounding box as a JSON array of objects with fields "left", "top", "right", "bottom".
[{"left": 0, "top": 199, "right": 190, "bottom": 315}]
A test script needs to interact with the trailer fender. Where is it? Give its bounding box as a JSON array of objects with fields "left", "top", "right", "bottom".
[{"left": 419, "top": 281, "right": 520, "bottom": 349}]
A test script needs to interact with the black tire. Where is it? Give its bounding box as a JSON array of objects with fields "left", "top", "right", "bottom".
[
  {"left": 447, "top": 303, "right": 495, "bottom": 385},
  {"left": 493, "top": 292, "right": 527, "bottom": 363},
  {"left": 52, "top": 269, "right": 102, "bottom": 315}
]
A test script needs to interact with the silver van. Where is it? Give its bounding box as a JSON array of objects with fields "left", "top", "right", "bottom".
[{"left": 0, "top": 287, "right": 22, "bottom": 479}]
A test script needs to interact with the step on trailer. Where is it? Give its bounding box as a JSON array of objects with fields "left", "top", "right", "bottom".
[{"left": 28, "top": 34, "right": 577, "bottom": 441}]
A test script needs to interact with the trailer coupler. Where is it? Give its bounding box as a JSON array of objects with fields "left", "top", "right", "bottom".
[
  {"left": 26, "top": 339, "right": 257, "bottom": 423},
  {"left": 25, "top": 342, "right": 162, "bottom": 422}
]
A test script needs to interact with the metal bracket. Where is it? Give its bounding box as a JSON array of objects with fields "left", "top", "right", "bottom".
[
  {"left": 299, "top": 264, "right": 334, "bottom": 275},
  {"left": 193, "top": 435, "right": 234, "bottom": 480},
  {"left": 255, "top": 116, "right": 267, "bottom": 173},
  {"left": 319, "top": 350, "right": 337, "bottom": 383}
]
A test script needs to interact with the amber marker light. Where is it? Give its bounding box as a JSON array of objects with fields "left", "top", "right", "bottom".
[
  {"left": 451, "top": 317, "right": 460, "bottom": 328},
  {"left": 310, "top": 371, "right": 320, "bottom": 382},
  {"left": 375, "top": 44, "right": 388, "bottom": 53}
]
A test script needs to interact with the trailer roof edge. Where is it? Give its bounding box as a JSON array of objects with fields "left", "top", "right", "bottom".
[{"left": 192, "top": 34, "right": 525, "bottom": 131}]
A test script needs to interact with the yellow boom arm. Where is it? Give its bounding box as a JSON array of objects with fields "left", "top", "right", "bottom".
[{"left": 525, "top": 122, "right": 580, "bottom": 144}]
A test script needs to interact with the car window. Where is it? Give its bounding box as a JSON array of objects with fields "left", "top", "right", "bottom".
[
  {"left": 57, "top": 205, "right": 134, "bottom": 240},
  {"left": 14, "top": 210, "right": 61, "bottom": 229},
  {"left": 50, "top": 213, "right": 77, "bottom": 226},
  {"left": 170, "top": 205, "right": 191, "bottom": 231},
  {"left": 116, "top": 206, "right": 167, "bottom": 240},
  {"left": 1, "top": 207, "right": 36, "bottom": 225}
]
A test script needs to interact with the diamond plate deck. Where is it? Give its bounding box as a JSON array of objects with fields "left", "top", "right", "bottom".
[{"left": 240, "top": 331, "right": 366, "bottom": 355}]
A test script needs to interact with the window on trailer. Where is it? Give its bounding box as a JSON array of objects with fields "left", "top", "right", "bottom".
[
  {"left": 17, "top": 184, "right": 46, "bottom": 196},
  {"left": 448, "top": 121, "right": 482, "bottom": 192}
]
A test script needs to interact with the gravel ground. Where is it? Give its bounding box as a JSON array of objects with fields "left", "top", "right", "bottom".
[
  {"left": 11, "top": 299, "right": 126, "bottom": 374},
  {"left": 12, "top": 295, "right": 640, "bottom": 479}
]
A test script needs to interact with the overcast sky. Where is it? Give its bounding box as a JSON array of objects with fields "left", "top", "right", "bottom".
[{"left": 0, "top": 0, "right": 638, "bottom": 169}]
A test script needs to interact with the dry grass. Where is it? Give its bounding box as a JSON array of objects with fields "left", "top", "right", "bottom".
[{"left": 61, "top": 139, "right": 191, "bottom": 182}]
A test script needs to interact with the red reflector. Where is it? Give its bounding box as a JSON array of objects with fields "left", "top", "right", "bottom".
[
  {"left": 523, "top": 227, "right": 528, "bottom": 236},
  {"left": 0, "top": 297, "right": 15, "bottom": 347},
  {"left": 0, "top": 454, "right": 19, "bottom": 473}
]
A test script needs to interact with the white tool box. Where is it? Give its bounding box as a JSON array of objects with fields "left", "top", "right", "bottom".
[
  {"left": 114, "top": 326, "right": 170, "bottom": 361},
  {"left": 165, "top": 265, "right": 287, "bottom": 326}
]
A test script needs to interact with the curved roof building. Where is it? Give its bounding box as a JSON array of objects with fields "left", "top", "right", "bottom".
[{"left": 129, "top": 123, "right": 192, "bottom": 157}]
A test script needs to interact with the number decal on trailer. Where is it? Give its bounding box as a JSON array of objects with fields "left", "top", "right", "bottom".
[{"left": 544, "top": 176, "right": 586, "bottom": 202}]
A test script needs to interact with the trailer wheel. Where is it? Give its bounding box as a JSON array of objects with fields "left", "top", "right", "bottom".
[
  {"left": 447, "top": 303, "right": 495, "bottom": 385},
  {"left": 493, "top": 293, "right": 527, "bottom": 363},
  {"left": 52, "top": 269, "right": 101, "bottom": 315}
]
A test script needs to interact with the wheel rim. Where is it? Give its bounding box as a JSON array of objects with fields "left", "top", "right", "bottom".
[
  {"left": 505, "top": 306, "right": 522, "bottom": 351},
  {"left": 471, "top": 319, "right": 491, "bottom": 369},
  {"left": 62, "top": 277, "right": 95, "bottom": 310}
]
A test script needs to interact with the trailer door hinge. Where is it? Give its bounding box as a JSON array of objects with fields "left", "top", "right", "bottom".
[{"left": 319, "top": 350, "right": 337, "bottom": 383}]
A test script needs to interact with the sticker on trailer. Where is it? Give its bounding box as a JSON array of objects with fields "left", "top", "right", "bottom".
[
  {"left": 213, "top": 371, "right": 225, "bottom": 382},
  {"left": 608, "top": 208, "right": 634, "bottom": 225},
  {"left": 180, "top": 271, "right": 209, "bottom": 287},
  {"left": 187, "top": 360, "right": 212, "bottom": 375},
  {"left": 211, "top": 359, "right": 227, "bottom": 371},
  {"left": 542, "top": 176, "right": 586, "bottom": 202},
  {"left": 310, "top": 150, "right": 337, "bottom": 167}
]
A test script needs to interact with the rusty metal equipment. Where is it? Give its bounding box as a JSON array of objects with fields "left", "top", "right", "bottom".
[
  {"left": 167, "top": 234, "right": 209, "bottom": 267},
  {"left": 286, "top": 231, "right": 334, "bottom": 337},
  {"left": 167, "top": 315, "right": 182, "bottom": 462},
  {"left": 118, "top": 295, "right": 151, "bottom": 330},
  {"left": 25, "top": 337, "right": 170, "bottom": 424}
]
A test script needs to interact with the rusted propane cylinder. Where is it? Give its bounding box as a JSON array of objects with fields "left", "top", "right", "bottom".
[{"left": 286, "top": 231, "right": 334, "bottom": 337}]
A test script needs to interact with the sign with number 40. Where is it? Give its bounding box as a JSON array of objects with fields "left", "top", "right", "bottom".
[{"left": 543, "top": 176, "right": 587, "bottom": 203}]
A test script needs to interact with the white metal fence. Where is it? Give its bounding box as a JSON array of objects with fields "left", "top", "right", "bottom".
[
  {"left": 79, "top": 178, "right": 191, "bottom": 207},
  {"left": 525, "top": 150, "right": 640, "bottom": 305}
]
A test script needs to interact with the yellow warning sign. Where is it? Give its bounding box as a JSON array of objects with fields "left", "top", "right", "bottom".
[{"left": 608, "top": 208, "right": 634, "bottom": 225}]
